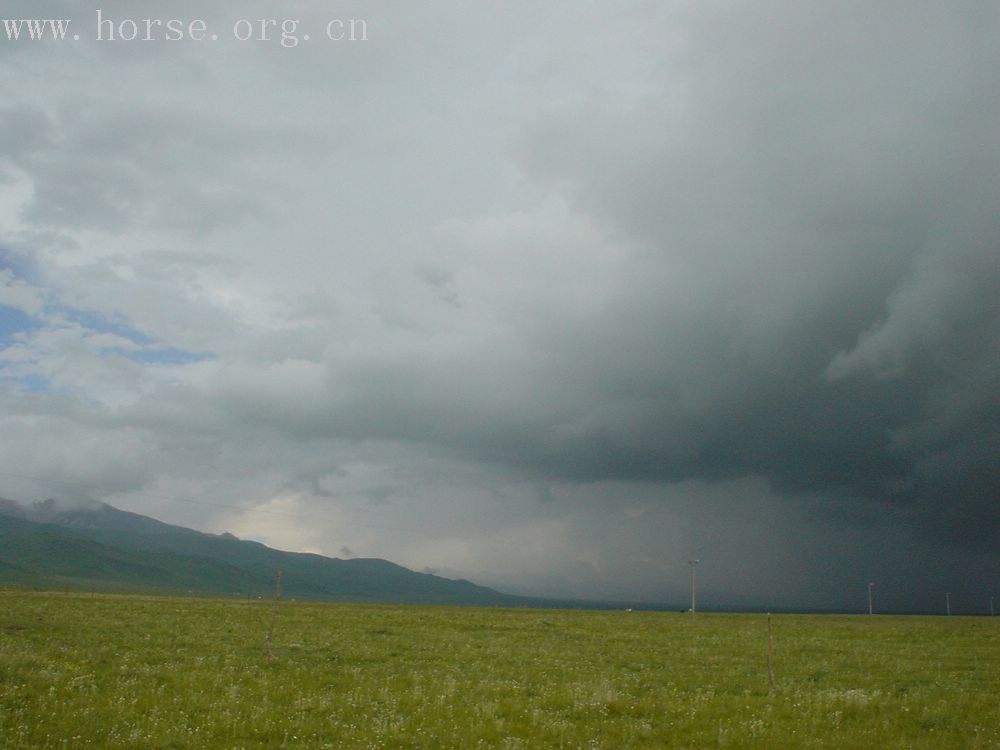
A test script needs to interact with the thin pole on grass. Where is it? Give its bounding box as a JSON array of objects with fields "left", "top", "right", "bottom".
[
  {"left": 946, "top": 591, "right": 951, "bottom": 616},
  {"left": 767, "top": 613, "right": 777, "bottom": 693},
  {"left": 688, "top": 559, "right": 700, "bottom": 613},
  {"left": 868, "top": 582, "right": 874, "bottom": 615},
  {"left": 265, "top": 568, "right": 283, "bottom": 660}
]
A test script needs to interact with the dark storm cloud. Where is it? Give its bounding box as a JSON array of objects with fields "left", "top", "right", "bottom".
[
  {"left": 228, "top": 0, "right": 996, "bottom": 548},
  {"left": 507, "top": 1, "right": 1000, "bottom": 547},
  {"left": 1, "top": 1, "right": 995, "bottom": 605}
]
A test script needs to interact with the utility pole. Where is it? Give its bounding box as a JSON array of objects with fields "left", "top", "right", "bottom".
[
  {"left": 688, "top": 560, "right": 700, "bottom": 613},
  {"left": 991, "top": 596, "right": 995, "bottom": 617},
  {"left": 868, "top": 582, "right": 874, "bottom": 615},
  {"left": 946, "top": 592, "right": 951, "bottom": 617}
]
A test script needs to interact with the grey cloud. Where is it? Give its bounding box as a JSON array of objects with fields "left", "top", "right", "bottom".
[
  {"left": 475, "top": 2, "right": 1000, "bottom": 544},
  {"left": 0, "top": 1, "right": 996, "bottom": 606},
  {"left": 0, "top": 105, "right": 278, "bottom": 233},
  {"left": 298, "top": 1, "right": 998, "bottom": 550}
]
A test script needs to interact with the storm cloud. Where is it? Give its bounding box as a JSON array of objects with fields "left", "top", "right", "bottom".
[{"left": 0, "top": 1, "right": 996, "bottom": 611}]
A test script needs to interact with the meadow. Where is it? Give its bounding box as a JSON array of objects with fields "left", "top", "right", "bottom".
[{"left": 0, "top": 591, "right": 996, "bottom": 749}]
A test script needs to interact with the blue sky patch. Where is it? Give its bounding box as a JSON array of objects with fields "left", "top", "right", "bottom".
[
  {"left": 0, "top": 305, "right": 41, "bottom": 349},
  {"left": 0, "top": 268, "right": 212, "bottom": 394},
  {"left": 61, "top": 307, "right": 155, "bottom": 347},
  {"left": 0, "top": 248, "right": 42, "bottom": 286},
  {"left": 122, "top": 346, "right": 212, "bottom": 366},
  {"left": 5, "top": 373, "right": 49, "bottom": 392}
]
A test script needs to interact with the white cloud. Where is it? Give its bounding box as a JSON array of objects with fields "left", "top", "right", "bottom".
[{"left": 0, "top": 269, "right": 45, "bottom": 315}]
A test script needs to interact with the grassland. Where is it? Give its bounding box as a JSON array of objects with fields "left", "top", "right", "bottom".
[{"left": 0, "top": 591, "right": 996, "bottom": 748}]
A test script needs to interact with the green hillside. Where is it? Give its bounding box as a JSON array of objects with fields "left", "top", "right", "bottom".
[{"left": 0, "top": 500, "right": 526, "bottom": 605}]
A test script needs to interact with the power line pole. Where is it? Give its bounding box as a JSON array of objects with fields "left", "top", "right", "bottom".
[
  {"left": 868, "top": 582, "right": 874, "bottom": 615},
  {"left": 946, "top": 592, "right": 951, "bottom": 616},
  {"left": 688, "top": 559, "right": 700, "bottom": 613}
]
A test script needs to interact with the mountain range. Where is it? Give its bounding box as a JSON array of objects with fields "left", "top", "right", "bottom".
[{"left": 0, "top": 497, "right": 529, "bottom": 606}]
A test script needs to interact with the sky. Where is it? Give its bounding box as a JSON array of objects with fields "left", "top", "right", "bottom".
[{"left": 0, "top": 0, "right": 996, "bottom": 613}]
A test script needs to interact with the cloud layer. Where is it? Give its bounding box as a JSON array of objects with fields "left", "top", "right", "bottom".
[{"left": 1, "top": 1, "right": 996, "bottom": 611}]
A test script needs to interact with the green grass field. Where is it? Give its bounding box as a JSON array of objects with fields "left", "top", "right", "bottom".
[{"left": 0, "top": 591, "right": 996, "bottom": 748}]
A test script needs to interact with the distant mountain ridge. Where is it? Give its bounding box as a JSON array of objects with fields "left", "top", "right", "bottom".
[{"left": 0, "top": 497, "right": 528, "bottom": 606}]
